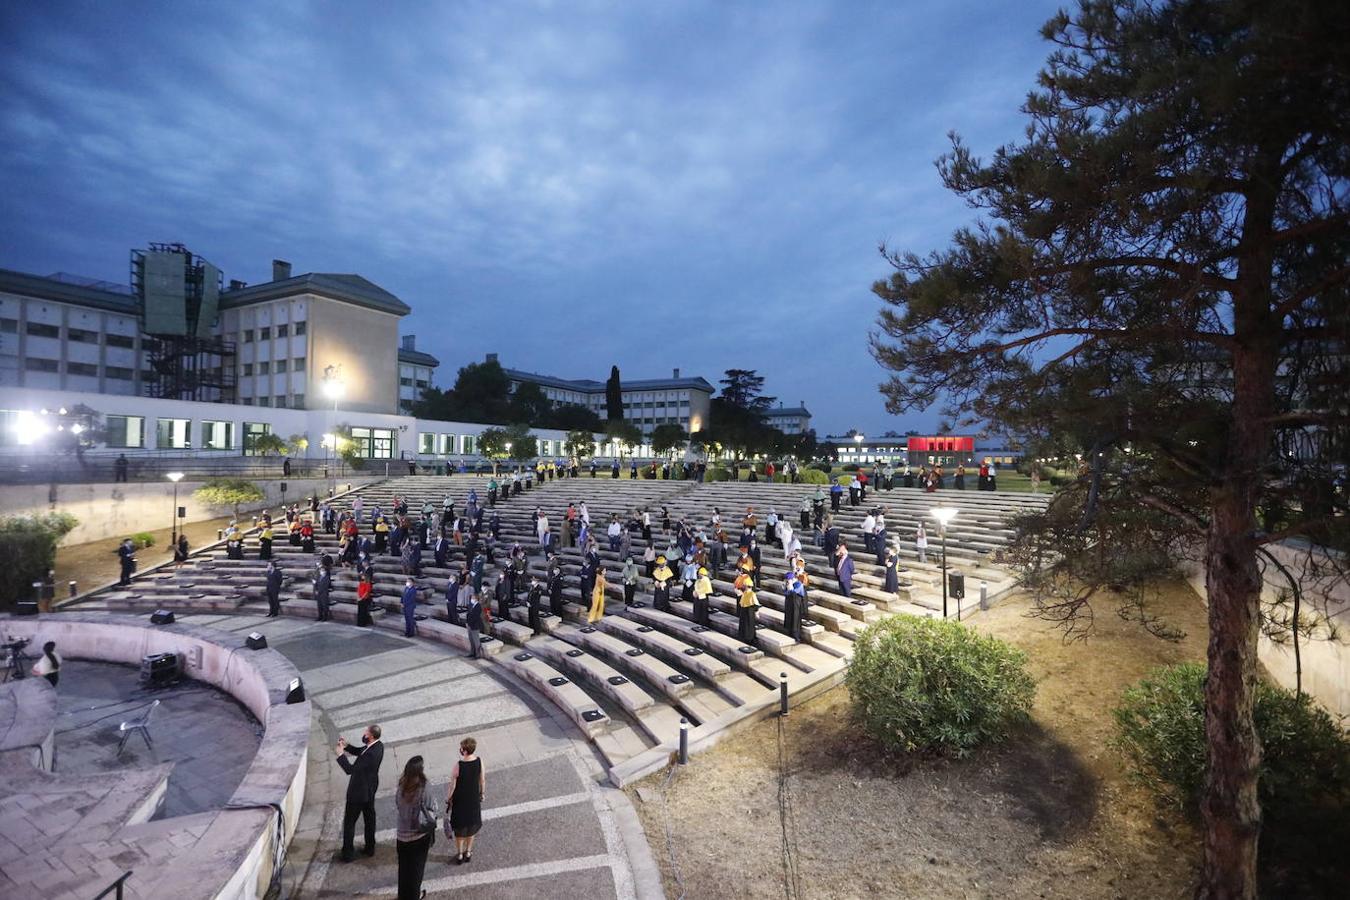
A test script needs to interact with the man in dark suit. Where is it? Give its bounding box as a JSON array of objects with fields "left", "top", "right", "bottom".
[
  {"left": 336, "top": 723, "right": 384, "bottom": 861},
  {"left": 265, "top": 561, "right": 284, "bottom": 617}
]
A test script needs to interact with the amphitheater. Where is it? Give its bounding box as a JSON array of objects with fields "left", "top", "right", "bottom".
[
  {"left": 86, "top": 474, "right": 1048, "bottom": 776},
  {"left": 4, "top": 472, "right": 1049, "bottom": 898}
]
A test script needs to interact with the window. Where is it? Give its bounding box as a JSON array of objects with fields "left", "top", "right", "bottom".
[
  {"left": 349, "top": 427, "right": 395, "bottom": 459},
  {"left": 156, "top": 418, "right": 191, "bottom": 449},
  {"left": 276, "top": 323, "right": 289, "bottom": 337},
  {"left": 462, "top": 435, "right": 476, "bottom": 455},
  {"left": 67, "top": 328, "right": 97, "bottom": 343},
  {"left": 106, "top": 366, "right": 134, "bottom": 380},
  {"left": 242, "top": 363, "right": 253, "bottom": 376},
  {"left": 201, "top": 420, "right": 233, "bottom": 450},
  {"left": 438, "top": 433, "right": 454, "bottom": 454},
  {"left": 258, "top": 361, "right": 270, "bottom": 375},
  {"left": 26, "top": 322, "right": 59, "bottom": 338},
  {"left": 275, "top": 360, "right": 287, "bottom": 373},
  {"left": 106, "top": 334, "right": 134, "bottom": 349},
  {"left": 415, "top": 379, "right": 428, "bottom": 389},
  {"left": 28, "top": 358, "right": 59, "bottom": 372},
  {"left": 106, "top": 415, "right": 145, "bottom": 448},
  {"left": 419, "top": 433, "right": 435, "bottom": 454},
  {"left": 242, "top": 329, "right": 254, "bottom": 343},
  {"left": 294, "top": 321, "right": 307, "bottom": 335},
  {"left": 400, "top": 377, "right": 413, "bottom": 387},
  {"left": 0, "top": 318, "right": 16, "bottom": 333},
  {"left": 242, "top": 398, "right": 254, "bottom": 406},
  {"left": 292, "top": 393, "right": 305, "bottom": 408},
  {"left": 293, "top": 356, "right": 306, "bottom": 371},
  {"left": 67, "top": 362, "right": 99, "bottom": 377},
  {"left": 259, "top": 326, "right": 272, "bottom": 340},
  {"left": 243, "top": 422, "right": 272, "bottom": 454},
  {"left": 274, "top": 395, "right": 287, "bottom": 408},
  {"left": 257, "top": 396, "right": 271, "bottom": 407}
]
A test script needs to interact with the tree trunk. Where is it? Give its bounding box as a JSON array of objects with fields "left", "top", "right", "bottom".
[{"left": 1199, "top": 493, "right": 1263, "bottom": 899}]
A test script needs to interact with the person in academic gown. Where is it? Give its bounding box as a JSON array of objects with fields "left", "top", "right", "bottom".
[
  {"left": 736, "top": 581, "right": 760, "bottom": 646},
  {"left": 835, "top": 545, "right": 855, "bottom": 599},
  {"left": 651, "top": 556, "right": 674, "bottom": 612},
  {"left": 692, "top": 567, "right": 714, "bottom": 626}
]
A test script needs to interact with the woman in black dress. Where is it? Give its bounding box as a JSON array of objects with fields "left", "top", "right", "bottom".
[{"left": 447, "top": 736, "right": 484, "bottom": 864}]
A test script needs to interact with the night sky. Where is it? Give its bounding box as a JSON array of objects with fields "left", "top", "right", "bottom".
[{"left": 0, "top": 0, "right": 1063, "bottom": 436}]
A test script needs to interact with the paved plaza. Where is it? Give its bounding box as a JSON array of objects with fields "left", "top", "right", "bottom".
[{"left": 170, "top": 612, "right": 661, "bottom": 899}]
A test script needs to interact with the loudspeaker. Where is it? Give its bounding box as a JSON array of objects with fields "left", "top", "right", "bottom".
[
  {"left": 245, "top": 632, "right": 268, "bottom": 650},
  {"left": 150, "top": 609, "right": 176, "bottom": 625},
  {"left": 141, "top": 652, "right": 181, "bottom": 686},
  {"left": 285, "top": 677, "right": 305, "bottom": 704},
  {"left": 13, "top": 600, "right": 39, "bottom": 617},
  {"left": 948, "top": 571, "right": 965, "bottom": 600}
]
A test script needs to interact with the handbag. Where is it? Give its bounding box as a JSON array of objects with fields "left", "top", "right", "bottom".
[{"left": 417, "top": 790, "right": 438, "bottom": 844}]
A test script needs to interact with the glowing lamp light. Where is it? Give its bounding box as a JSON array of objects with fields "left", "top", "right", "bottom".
[
  {"left": 166, "top": 472, "right": 185, "bottom": 483},
  {"left": 322, "top": 379, "right": 344, "bottom": 400},
  {"left": 930, "top": 507, "right": 958, "bottom": 528}
]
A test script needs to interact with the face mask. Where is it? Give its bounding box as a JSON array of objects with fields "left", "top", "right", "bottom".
[{"left": 362, "top": 734, "right": 370, "bottom": 745}]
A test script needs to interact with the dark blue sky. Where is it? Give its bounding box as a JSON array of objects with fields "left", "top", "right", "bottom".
[{"left": 0, "top": 0, "right": 1062, "bottom": 436}]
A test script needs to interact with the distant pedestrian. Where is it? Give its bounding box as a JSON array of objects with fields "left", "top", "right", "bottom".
[
  {"left": 446, "top": 737, "right": 484, "bottom": 865},
  {"left": 465, "top": 594, "right": 485, "bottom": 659},
  {"left": 395, "top": 755, "right": 435, "bottom": 900},
  {"left": 173, "top": 534, "right": 189, "bottom": 568},
  {"left": 314, "top": 560, "right": 333, "bottom": 621},
  {"left": 114, "top": 453, "right": 128, "bottom": 483},
  {"left": 265, "top": 561, "right": 284, "bottom": 617},
  {"left": 356, "top": 573, "right": 375, "bottom": 626},
  {"left": 915, "top": 523, "right": 928, "bottom": 565},
  {"left": 401, "top": 578, "right": 419, "bottom": 637},
  {"left": 116, "top": 538, "right": 136, "bottom": 586}
]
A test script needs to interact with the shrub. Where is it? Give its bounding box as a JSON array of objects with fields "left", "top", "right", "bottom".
[
  {"left": 131, "top": 532, "right": 155, "bottom": 549},
  {"left": 798, "top": 468, "right": 829, "bottom": 485},
  {"left": 842, "top": 463, "right": 861, "bottom": 472},
  {"left": 194, "top": 478, "right": 266, "bottom": 519},
  {"left": 809, "top": 461, "right": 832, "bottom": 473},
  {"left": 0, "top": 513, "right": 78, "bottom": 609},
  {"left": 706, "top": 468, "right": 732, "bottom": 482},
  {"left": 847, "top": 616, "right": 1035, "bottom": 757},
  {"left": 1113, "top": 663, "right": 1350, "bottom": 825}
]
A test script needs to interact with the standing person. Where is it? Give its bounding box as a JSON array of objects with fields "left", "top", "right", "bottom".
[
  {"left": 494, "top": 570, "right": 512, "bottom": 623},
  {"left": 736, "top": 578, "right": 760, "bottom": 647},
  {"left": 465, "top": 593, "right": 485, "bottom": 659},
  {"left": 173, "top": 533, "right": 190, "bottom": 568},
  {"left": 692, "top": 567, "right": 714, "bottom": 627},
  {"left": 31, "top": 641, "right": 61, "bottom": 687},
  {"left": 988, "top": 460, "right": 998, "bottom": 491},
  {"left": 402, "top": 578, "right": 420, "bottom": 637},
  {"left": 883, "top": 547, "right": 900, "bottom": 597},
  {"left": 782, "top": 574, "right": 805, "bottom": 642},
  {"left": 116, "top": 538, "right": 137, "bottom": 586},
  {"left": 357, "top": 573, "right": 375, "bottom": 626},
  {"left": 915, "top": 522, "right": 929, "bottom": 564},
  {"left": 829, "top": 479, "right": 843, "bottom": 512},
  {"left": 873, "top": 520, "right": 889, "bottom": 568},
  {"left": 446, "top": 737, "right": 484, "bottom": 865},
  {"left": 861, "top": 511, "right": 876, "bottom": 554},
  {"left": 651, "top": 556, "right": 673, "bottom": 612},
  {"left": 313, "top": 560, "right": 333, "bottom": 622},
  {"left": 799, "top": 496, "right": 811, "bottom": 531},
  {"left": 526, "top": 576, "right": 544, "bottom": 634},
  {"left": 588, "top": 569, "right": 607, "bottom": 623},
  {"left": 621, "top": 556, "right": 640, "bottom": 606},
  {"left": 394, "top": 755, "right": 435, "bottom": 900},
  {"left": 114, "top": 453, "right": 129, "bottom": 482},
  {"left": 265, "top": 561, "right": 284, "bottom": 617},
  {"left": 955, "top": 464, "right": 967, "bottom": 490},
  {"left": 443, "top": 573, "right": 461, "bottom": 627},
  {"left": 336, "top": 725, "right": 384, "bottom": 863},
  {"left": 835, "top": 544, "right": 855, "bottom": 598},
  {"left": 1029, "top": 466, "right": 1041, "bottom": 493}
]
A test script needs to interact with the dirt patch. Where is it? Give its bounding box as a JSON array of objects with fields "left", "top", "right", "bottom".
[
  {"left": 52, "top": 514, "right": 246, "bottom": 599},
  {"left": 629, "top": 577, "right": 1209, "bottom": 899}
]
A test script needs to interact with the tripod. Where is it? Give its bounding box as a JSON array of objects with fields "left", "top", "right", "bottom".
[{"left": 2, "top": 638, "right": 30, "bottom": 682}]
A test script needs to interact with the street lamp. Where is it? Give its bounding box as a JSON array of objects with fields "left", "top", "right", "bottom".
[
  {"left": 930, "top": 506, "right": 958, "bottom": 618},
  {"left": 321, "top": 367, "right": 344, "bottom": 493},
  {"left": 166, "top": 472, "right": 185, "bottom": 548}
]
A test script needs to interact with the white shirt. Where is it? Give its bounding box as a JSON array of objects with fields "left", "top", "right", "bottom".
[
  {"left": 33, "top": 651, "right": 61, "bottom": 678},
  {"left": 916, "top": 529, "right": 928, "bottom": 548},
  {"left": 861, "top": 515, "right": 875, "bottom": 534},
  {"left": 607, "top": 522, "right": 621, "bottom": 537}
]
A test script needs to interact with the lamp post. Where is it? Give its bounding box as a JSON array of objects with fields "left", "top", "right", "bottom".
[
  {"left": 167, "top": 472, "right": 185, "bottom": 548},
  {"left": 853, "top": 432, "right": 864, "bottom": 463},
  {"left": 930, "top": 507, "right": 958, "bottom": 618}
]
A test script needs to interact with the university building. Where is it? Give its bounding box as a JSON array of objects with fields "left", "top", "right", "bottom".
[
  {"left": 499, "top": 358, "right": 715, "bottom": 435},
  {"left": 762, "top": 403, "right": 812, "bottom": 435},
  {"left": 829, "top": 434, "right": 1022, "bottom": 467}
]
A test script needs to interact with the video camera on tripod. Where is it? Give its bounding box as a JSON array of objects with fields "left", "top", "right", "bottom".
[{"left": 3, "top": 636, "right": 31, "bottom": 681}]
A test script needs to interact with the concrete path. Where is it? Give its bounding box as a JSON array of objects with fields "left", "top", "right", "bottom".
[{"left": 170, "top": 613, "right": 662, "bottom": 899}]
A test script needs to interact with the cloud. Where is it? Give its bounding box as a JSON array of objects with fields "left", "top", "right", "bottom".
[{"left": 0, "top": 0, "right": 1065, "bottom": 436}]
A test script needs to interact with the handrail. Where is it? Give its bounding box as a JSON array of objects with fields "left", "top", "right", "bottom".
[{"left": 92, "top": 870, "right": 133, "bottom": 900}]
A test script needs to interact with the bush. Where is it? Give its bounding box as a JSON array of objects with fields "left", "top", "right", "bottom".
[
  {"left": 842, "top": 463, "right": 860, "bottom": 472},
  {"left": 798, "top": 468, "right": 829, "bottom": 485},
  {"left": 706, "top": 468, "right": 733, "bottom": 482},
  {"left": 809, "top": 461, "right": 832, "bottom": 472},
  {"left": 1113, "top": 663, "right": 1350, "bottom": 823},
  {"left": 131, "top": 532, "right": 155, "bottom": 549},
  {"left": 847, "top": 616, "right": 1036, "bottom": 757},
  {"left": 0, "top": 512, "right": 79, "bottom": 609}
]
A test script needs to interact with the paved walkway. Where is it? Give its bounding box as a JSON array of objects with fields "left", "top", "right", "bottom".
[{"left": 169, "top": 613, "right": 661, "bottom": 899}]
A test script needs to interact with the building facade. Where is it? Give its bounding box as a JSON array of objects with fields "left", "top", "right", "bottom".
[
  {"left": 500, "top": 359, "right": 714, "bottom": 435},
  {"left": 397, "top": 335, "right": 439, "bottom": 413},
  {"left": 762, "top": 403, "right": 812, "bottom": 435}
]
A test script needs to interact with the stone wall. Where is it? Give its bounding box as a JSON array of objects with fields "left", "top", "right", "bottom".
[
  {"left": 0, "top": 476, "right": 382, "bottom": 546},
  {"left": 1180, "top": 540, "right": 1350, "bottom": 717}
]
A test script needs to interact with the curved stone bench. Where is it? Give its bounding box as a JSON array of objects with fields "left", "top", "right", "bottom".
[{"left": 0, "top": 613, "right": 309, "bottom": 900}]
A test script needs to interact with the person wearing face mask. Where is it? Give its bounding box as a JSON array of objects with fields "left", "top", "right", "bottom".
[{"left": 336, "top": 724, "right": 384, "bottom": 862}]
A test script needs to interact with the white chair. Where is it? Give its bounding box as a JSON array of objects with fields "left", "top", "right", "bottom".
[{"left": 117, "top": 699, "right": 160, "bottom": 755}]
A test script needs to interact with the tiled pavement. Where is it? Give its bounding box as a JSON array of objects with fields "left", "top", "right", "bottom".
[{"left": 173, "top": 612, "right": 661, "bottom": 898}]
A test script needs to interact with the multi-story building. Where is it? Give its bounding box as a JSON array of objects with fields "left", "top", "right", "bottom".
[
  {"left": 397, "top": 335, "right": 439, "bottom": 413},
  {"left": 828, "top": 433, "right": 1022, "bottom": 467},
  {"left": 762, "top": 402, "right": 812, "bottom": 435},
  {"left": 500, "top": 358, "right": 714, "bottom": 435}
]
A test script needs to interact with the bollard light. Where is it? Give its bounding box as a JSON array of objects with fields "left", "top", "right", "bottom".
[
  {"left": 68, "top": 580, "right": 77, "bottom": 598},
  {"left": 779, "top": 672, "right": 789, "bottom": 717},
  {"left": 678, "top": 717, "right": 690, "bottom": 765},
  {"left": 980, "top": 580, "right": 989, "bottom": 611}
]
